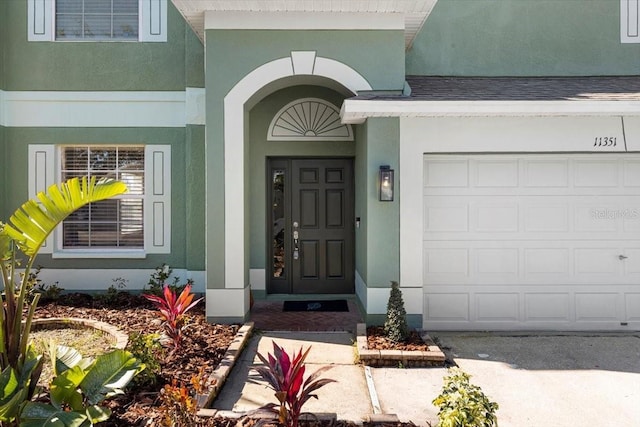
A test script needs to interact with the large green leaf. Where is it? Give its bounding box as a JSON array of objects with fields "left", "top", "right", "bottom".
[
  {"left": 20, "top": 402, "right": 88, "bottom": 427},
  {"left": 50, "top": 366, "right": 87, "bottom": 411},
  {"left": 85, "top": 404, "right": 111, "bottom": 424},
  {"left": 2, "top": 177, "right": 127, "bottom": 257},
  {"left": 0, "top": 366, "right": 26, "bottom": 421},
  {"left": 79, "top": 350, "right": 143, "bottom": 406},
  {"left": 52, "top": 345, "right": 84, "bottom": 377}
]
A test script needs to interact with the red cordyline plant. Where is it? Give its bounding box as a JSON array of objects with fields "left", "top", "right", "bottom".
[
  {"left": 143, "top": 283, "right": 203, "bottom": 350},
  {"left": 254, "top": 341, "right": 336, "bottom": 427}
]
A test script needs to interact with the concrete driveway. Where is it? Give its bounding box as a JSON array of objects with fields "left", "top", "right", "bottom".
[
  {"left": 373, "top": 332, "right": 640, "bottom": 426},
  {"left": 213, "top": 331, "right": 640, "bottom": 427}
]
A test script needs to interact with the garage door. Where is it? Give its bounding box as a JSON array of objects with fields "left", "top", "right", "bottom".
[{"left": 423, "top": 154, "right": 640, "bottom": 330}]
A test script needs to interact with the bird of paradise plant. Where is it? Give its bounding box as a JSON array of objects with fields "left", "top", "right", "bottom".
[
  {"left": 0, "top": 176, "right": 127, "bottom": 426},
  {"left": 253, "top": 341, "right": 336, "bottom": 427}
]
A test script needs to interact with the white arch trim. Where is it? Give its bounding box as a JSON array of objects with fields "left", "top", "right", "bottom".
[{"left": 222, "top": 51, "right": 372, "bottom": 288}]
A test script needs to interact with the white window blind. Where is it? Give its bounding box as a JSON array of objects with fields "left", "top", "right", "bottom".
[
  {"left": 622, "top": 0, "right": 640, "bottom": 43},
  {"left": 61, "top": 146, "right": 145, "bottom": 249}
]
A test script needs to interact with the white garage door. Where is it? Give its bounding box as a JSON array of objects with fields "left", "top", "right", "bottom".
[{"left": 423, "top": 154, "right": 640, "bottom": 330}]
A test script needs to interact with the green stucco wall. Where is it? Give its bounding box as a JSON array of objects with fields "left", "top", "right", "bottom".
[
  {"left": 0, "top": 0, "right": 6, "bottom": 90},
  {"left": 2, "top": 2, "right": 203, "bottom": 90},
  {"left": 359, "top": 118, "right": 400, "bottom": 288},
  {"left": 248, "top": 86, "right": 356, "bottom": 269},
  {"left": 2, "top": 127, "right": 205, "bottom": 271},
  {"left": 205, "top": 28, "right": 406, "bottom": 291},
  {"left": 407, "top": 0, "right": 640, "bottom": 76}
]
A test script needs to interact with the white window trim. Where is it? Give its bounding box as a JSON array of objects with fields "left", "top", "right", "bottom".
[
  {"left": 28, "top": 144, "right": 171, "bottom": 258},
  {"left": 621, "top": 0, "right": 640, "bottom": 43},
  {"left": 27, "top": 0, "right": 167, "bottom": 42}
]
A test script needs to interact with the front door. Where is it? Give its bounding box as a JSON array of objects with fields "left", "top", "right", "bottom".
[{"left": 268, "top": 158, "right": 355, "bottom": 294}]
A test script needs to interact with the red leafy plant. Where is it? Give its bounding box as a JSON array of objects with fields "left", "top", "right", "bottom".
[
  {"left": 143, "top": 283, "right": 203, "bottom": 350},
  {"left": 254, "top": 341, "right": 336, "bottom": 427}
]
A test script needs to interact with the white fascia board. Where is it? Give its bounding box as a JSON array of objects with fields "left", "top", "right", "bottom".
[
  {"left": 205, "top": 11, "right": 404, "bottom": 30},
  {"left": 341, "top": 99, "right": 640, "bottom": 123},
  {"left": 2, "top": 91, "right": 189, "bottom": 127}
]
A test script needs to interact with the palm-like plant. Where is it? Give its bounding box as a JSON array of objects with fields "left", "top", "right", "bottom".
[{"left": 0, "top": 177, "right": 127, "bottom": 425}]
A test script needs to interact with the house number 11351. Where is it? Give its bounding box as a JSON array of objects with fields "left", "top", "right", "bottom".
[{"left": 594, "top": 137, "right": 616, "bottom": 147}]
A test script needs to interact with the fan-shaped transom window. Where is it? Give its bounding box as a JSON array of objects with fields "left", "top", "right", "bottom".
[{"left": 268, "top": 98, "right": 354, "bottom": 141}]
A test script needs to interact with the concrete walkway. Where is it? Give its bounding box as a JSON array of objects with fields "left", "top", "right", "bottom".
[{"left": 213, "top": 331, "right": 640, "bottom": 426}]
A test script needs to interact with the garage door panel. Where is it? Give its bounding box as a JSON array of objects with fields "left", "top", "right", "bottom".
[
  {"left": 524, "top": 249, "right": 570, "bottom": 276},
  {"left": 474, "top": 159, "right": 519, "bottom": 187},
  {"left": 424, "top": 203, "right": 468, "bottom": 232},
  {"left": 623, "top": 160, "right": 640, "bottom": 186},
  {"left": 524, "top": 159, "right": 569, "bottom": 187},
  {"left": 575, "top": 293, "right": 620, "bottom": 321},
  {"left": 574, "top": 249, "right": 621, "bottom": 275},
  {"left": 524, "top": 293, "right": 570, "bottom": 321},
  {"left": 625, "top": 294, "right": 640, "bottom": 321},
  {"left": 423, "top": 154, "right": 640, "bottom": 330},
  {"left": 476, "top": 293, "right": 519, "bottom": 321},
  {"left": 424, "top": 293, "right": 470, "bottom": 321},
  {"left": 475, "top": 204, "right": 519, "bottom": 232},
  {"left": 424, "top": 159, "right": 469, "bottom": 187}
]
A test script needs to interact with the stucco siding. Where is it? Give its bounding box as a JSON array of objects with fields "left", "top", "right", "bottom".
[{"left": 407, "top": 0, "right": 640, "bottom": 76}]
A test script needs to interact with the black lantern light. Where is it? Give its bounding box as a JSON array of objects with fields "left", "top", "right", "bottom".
[{"left": 379, "top": 165, "right": 394, "bottom": 201}]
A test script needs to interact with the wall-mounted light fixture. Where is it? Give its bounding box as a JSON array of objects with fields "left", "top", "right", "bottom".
[{"left": 379, "top": 165, "right": 394, "bottom": 201}]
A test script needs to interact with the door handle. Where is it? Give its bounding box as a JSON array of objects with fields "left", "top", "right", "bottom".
[
  {"left": 293, "top": 221, "right": 300, "bottom": 260},
  {"left": 619, "top": 254, "right": 628, "bottom": 260}
]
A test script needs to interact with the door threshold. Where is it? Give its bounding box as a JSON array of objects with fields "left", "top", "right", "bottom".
[{"left": 264, "top": 293, "right": 356, "bottom": 301}]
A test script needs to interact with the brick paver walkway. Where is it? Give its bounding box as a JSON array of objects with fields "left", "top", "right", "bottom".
[{"left": 249, "top": 299, "right": 363, "bottom": 332}]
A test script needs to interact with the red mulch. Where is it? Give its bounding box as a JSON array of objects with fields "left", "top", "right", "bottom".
[
  {"left": 33, "top": 294, "right": 420, "bottom": 426},
  {"left": 366, "top": 326, "right": 430, "bottom": 351},
  {"left": 34, "top": 293, "right": 238, "bottom": 426}
]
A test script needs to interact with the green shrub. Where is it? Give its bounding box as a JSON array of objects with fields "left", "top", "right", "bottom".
[
  {"left": 383, "top": 281, "right": 409, "bottom": 343},
  {"left": 128, "top": 332, "right": 164, "bottom": 387},
  {"left": 433, "top": 367, "right": 499, "bottom": 427}
]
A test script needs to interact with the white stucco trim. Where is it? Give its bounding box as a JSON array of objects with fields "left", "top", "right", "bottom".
[
  {"left": 250, "top": 269, "right": 266, "bottom": 291},
  {"left": 341, "top": 99, "right": 640, "bottom": 123},
  {"left": 29, "top": 268, "right": 205, "bottom": 293},
  {"left": 206, "top": 288, "right": 250, "bottom": 318},
  {"left": 0, "top": 90, "right": 207, "bottom": 127},
  {"left": 205, "top": 11, "right": 404, "bottom": 30},
  {"left": 222, "top": 51, "right": 372, "bottom": 292},
  {"left": 186, "top": 87, "right": 206, "bottom": 125}
]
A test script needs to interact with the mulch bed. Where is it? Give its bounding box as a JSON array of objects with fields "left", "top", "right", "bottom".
[
  {"left": 32, "top": 294, "right": 421, "bottom": 426},
  {"left": 366, "top": 326, "right": 430, "bottom": 352},
  {"left": 34, "top": 293, "right": 238, "bottom": 426}
]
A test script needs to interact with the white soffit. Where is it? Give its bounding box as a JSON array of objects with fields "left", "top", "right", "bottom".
[
  {"left": 172, "top": 0, "right": 438, "bottom": 48},
  {"left": 340, "top": 99, "right": 640, "bottom": 123}
]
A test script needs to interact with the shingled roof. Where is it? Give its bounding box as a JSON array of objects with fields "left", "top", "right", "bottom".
[{"left": 405, "top": 76, "right": 640, "bottom": 101}]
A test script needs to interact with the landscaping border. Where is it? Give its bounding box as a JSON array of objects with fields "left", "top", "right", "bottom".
[
  {"left": 30, "top": 317, "right": 129, "bottom": 350},
  {"left": 355, "top": 323, "right": 445, "bottom": 367}
]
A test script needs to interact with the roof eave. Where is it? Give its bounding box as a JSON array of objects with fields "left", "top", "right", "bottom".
[{"left": 341, "top": 99, "right": 640, "bottom": 124}]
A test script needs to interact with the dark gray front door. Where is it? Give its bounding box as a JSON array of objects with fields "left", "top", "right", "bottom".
[{"left": 268, "top": 158, "right": 354, "bottom": 294}]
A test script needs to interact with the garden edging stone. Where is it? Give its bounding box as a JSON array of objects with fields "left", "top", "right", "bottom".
[
  {"left": 356, "top": 323, "right": 445, "bottom": 367},
  {"left": 196, "top": 322, "right": 254, "bottom": 411}
]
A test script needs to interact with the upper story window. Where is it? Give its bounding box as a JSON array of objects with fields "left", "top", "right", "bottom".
[
  {"left": 56, "top": 0, "right": 139, "bottom": 41},
  {"left": 28, "top": 0, "right": 167, "bottom": 42}
]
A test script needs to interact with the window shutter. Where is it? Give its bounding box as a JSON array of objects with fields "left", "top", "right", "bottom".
[
  {"left": 28, "top": 145, "right": 56, "bottom": 253},
  {"left": 621, "top": 0, "right": 640, "bottom": 43},
  {"left": 27, "top": 0, "right": 54, "bottom": 41},
  {"left": 139, "top": 0, "right": 167, "bottom": 42},
  {"left": 145, "top": 145, "right": 171, "bottom": 253}
]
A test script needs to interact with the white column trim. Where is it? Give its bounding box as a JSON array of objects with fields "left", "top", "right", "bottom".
[{"left": 221, "top": 52, "right": 372, "bottom": 291}]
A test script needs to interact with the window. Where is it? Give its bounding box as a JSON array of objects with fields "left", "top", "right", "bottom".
[
  {"left": 28, "top": 144, "right": 171, "bottom": 257},
  {"left": 56, "top": 0, "right": 139, "bottom": 41},
  {"left": 28, "top": 0, "right": 167, "bottom": 42},
  {"left": 61, "top": 146, "right": 144, "bottom": 248}
]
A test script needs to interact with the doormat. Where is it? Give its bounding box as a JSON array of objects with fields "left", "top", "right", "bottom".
[{"left": 283, "top": 299, "right": 349, "bottom": 312}]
